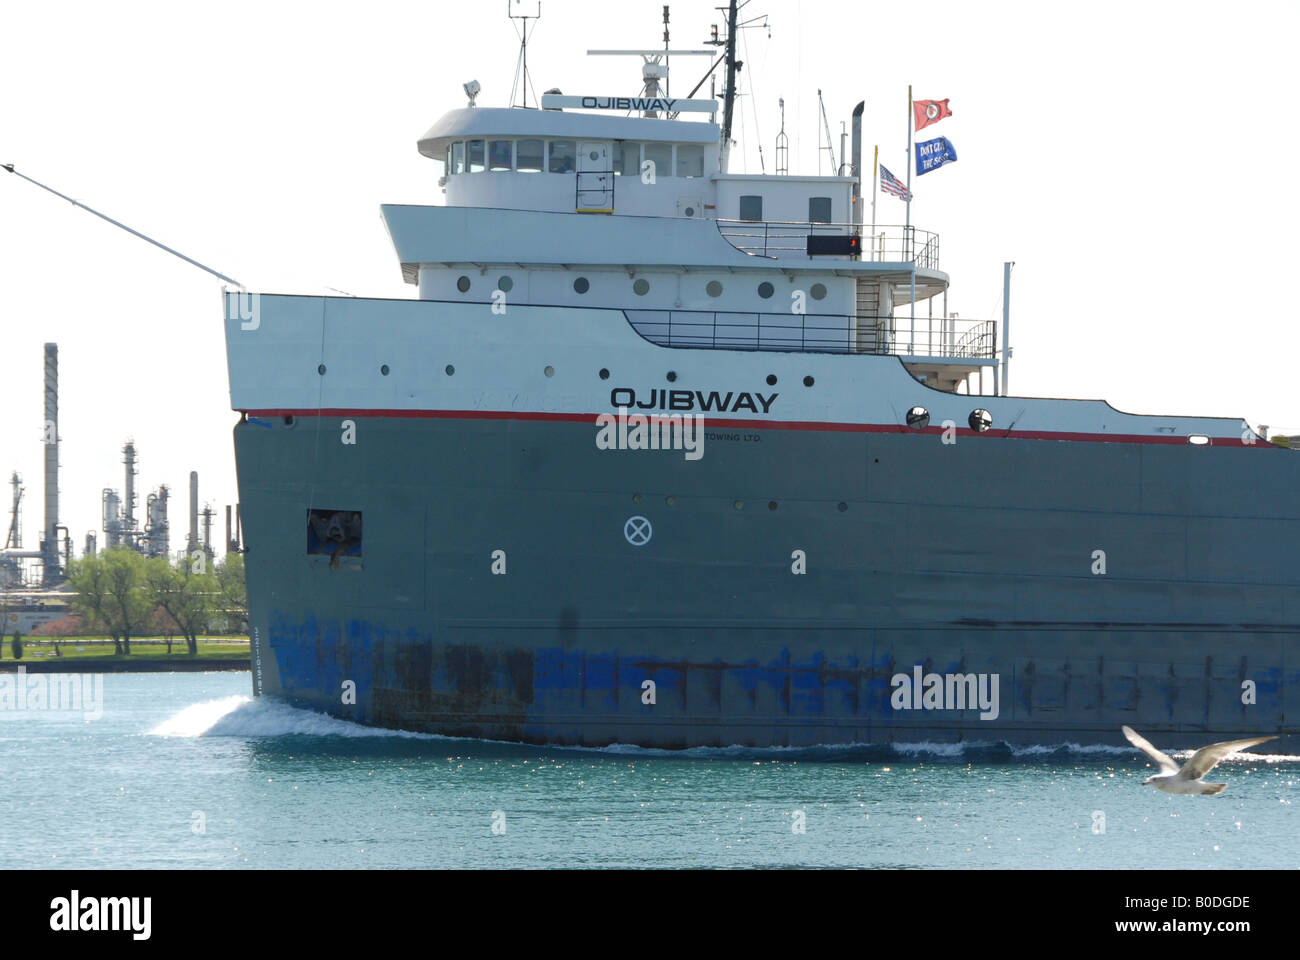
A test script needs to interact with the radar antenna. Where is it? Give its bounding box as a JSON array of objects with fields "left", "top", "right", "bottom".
[{"left": 508, "top": 1, "right": 542, "bottom": 109}]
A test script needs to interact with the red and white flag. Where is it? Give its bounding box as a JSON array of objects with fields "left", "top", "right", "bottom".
[{"left": 913, "top": 98, "right": 952, "bottom": 132}]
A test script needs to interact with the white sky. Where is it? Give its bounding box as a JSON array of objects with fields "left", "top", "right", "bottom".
[{"left": 2, "top": 0, "right": 1298, "bottom": 568}]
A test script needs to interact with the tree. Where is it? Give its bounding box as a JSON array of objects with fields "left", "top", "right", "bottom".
[
  {"left": 215, "top": 553, "right": 247, "bottom": 634},
  {"left": 144, "top": 556, "right": 214, "bottom": 656},
  {"left": 70, "top": 549, "right": 150, "bottom": 654},
  {"left": 32, "top": 611, "right": 85, "bottom": 657},
  {"left": 68, "top": 554, "right": 117, "bottom": 651}
]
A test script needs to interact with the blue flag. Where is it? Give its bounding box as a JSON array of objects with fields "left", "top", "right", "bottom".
[{"left": 915, "top": 136, "right": 957, "bottom": 175}]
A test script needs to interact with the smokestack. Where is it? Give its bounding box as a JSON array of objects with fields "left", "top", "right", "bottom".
[
  {"left": 851, "top": 101, "right": 864, "bottom": 230},
  {"left": 42, "top": 343, "right": 60, "bottom": 584},
  {"left": 123, "top": 442, "right": 137, "bottom": 529},
  {"left": 188, "top": 471, "right": 199, "bottom": 553}
]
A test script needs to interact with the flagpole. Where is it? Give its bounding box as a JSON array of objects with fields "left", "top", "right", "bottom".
[
  {"left": 871, "top": 145, "right": 878, "bottom": 261},
  {"left": 907, "top": 85, "right": 916, "bottom": 353}
]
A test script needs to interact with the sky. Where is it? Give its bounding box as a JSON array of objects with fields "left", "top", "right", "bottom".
[{"left": 2, "top": 0, "right": 1298, "bottom": 573}]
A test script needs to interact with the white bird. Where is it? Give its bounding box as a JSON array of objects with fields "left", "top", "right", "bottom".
[{"left": 1121, "top": 725, "right": 1275, "bottom": 795}]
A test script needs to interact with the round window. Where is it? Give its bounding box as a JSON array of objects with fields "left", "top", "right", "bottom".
[
  {"left": 589, "top": 150, "right": 600, "bottom": 161},
  {"left": 969, "top": 409, "right": 993, "bottom": 433},
  {"left": 706, "top": 280, "right": 723, "bottom": 298},
  {"left": 906, "top": 406, "right": 930, "bottom": 430},
  {"left": 683, "top": 206, "right": 696, "bottom": 217},
  {"left": 810, "top": 282, "right": 828, "bottom": 300},
  {"left": 497, "top": 276, "right": 513, "bottom": 292},
  {"left": 758, "top": 281, "right": 774, "bottom": 299},
  {"left": 633, "top": 278, "right": 650, "bottom": 296},
  {"left": 456, "top": 276, "right": 471, "bottom": 293},
  {"left": 574, "top": 277, "right": 590, "bottom": 294}
]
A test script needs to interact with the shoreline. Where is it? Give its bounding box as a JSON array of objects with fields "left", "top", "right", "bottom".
[{"left": 0, "top": 660, "right": 250, "bottom": 673}]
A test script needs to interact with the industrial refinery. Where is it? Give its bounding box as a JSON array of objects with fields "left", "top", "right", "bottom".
[{"left": 1, "top": 342, "right": 240, "bottom": 595}]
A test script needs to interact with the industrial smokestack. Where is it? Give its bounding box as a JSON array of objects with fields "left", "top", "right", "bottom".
[
  {"left": 851, "top": 101, "right": 864, "bottom": 230},
  {"left": 188, "top": 471, "right": 199, "bottom": 553},
  {"left": 123, "top": 441, "right": 137, "bottom": 530},
  {"left": 42, "top": 343, "right": 60, "bottom": 584}
]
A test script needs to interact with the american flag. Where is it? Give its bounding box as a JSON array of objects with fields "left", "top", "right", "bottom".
[{"left": 880, "top": 164, "right": 912, "bottom": 202}]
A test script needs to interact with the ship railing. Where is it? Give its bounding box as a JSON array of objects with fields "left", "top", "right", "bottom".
[
  {"left": 717, "top": 220, "right": 940, "bottom": 269},
  {"left": 881, "top": 316, "right": 998, "bottom": 359},
  {"left": 625, "top": 308, "right": 996, "bottom": 359}
]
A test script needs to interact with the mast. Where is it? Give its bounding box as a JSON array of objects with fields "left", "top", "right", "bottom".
[{"left": 720, "top": 0, "right": 739, "bottom": 173}]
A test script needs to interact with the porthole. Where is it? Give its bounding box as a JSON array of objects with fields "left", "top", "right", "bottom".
[
  {"left": 758, "top": 281, "right": 775, "bottom": 299},
  {"left": 666, "top": 371, "right": 678, "bottom": 382},
  {"left": 768, "top": 501, "right": 778, "bottom": 511},
  {"left": 837, "top": 502, "right": 848, "bottom": 512},
  {"left": 589, "top": 150, "right": 600, "bottom": 161},
  {"left": 1188, "top": 434, "right": 1210, "bottom": 446},
  {"left": 497, "top": 276, "right": 513, "bottom": 292},
  {"left": 969, "top": 409, "right": 993, "bottom": 432},
  {"left": 733, "top": 500, "right": 744, "bottom": 511},
  {"left": 574, "top": 277, "right": 590, "bottom": 294},
  {"left": 810, "top": 283, "right": 827, "bottom": 300},
  {"left": 666, "top": 496, "right": 675, "bottom": 506},
  {"left": 599, "top": 368, "right": 610, "bottom": 380},
  {"left": 456, "top": 276, "right": 471, "bottom": 293},
  {"left": 544, "top": 365, "right": 555, "bottom": 377},
  {"left": 633, "top": 278, "right": 650, "bottom": 296},
  {"left": 283, "top": 415, "right": 296, "bottom": 427},
  {"left": 906, "top": 406, "right": 930, "bottom": 430},
  {"left": 766, "top": 374, "right": 777, "bottom": 386},
  {"left": 706, "top": 280, "right": 723, "bottom": 298},
  {"left": 317, "top": 364, "right": 326, "bottom": 375},
  {"left": 632, "top": 493, "right": 642, "bottom": 504},
  {"left": 380, "top": 364, "right": 390, "bottom": 376},
  {"left": 445, "top": 364, "right": 455, "bottom": 376},
  {"left": 803, "top": 375, "right": 815, "bottom": 387}
]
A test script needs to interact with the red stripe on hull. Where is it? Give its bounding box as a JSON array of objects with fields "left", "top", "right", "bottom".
[{"left": 242, "top": 408, "right": 1269, "bottom": 448}]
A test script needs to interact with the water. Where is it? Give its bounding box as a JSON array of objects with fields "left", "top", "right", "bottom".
[{"left": 3, "top": 672, "right": 1297, "bottom": 869}]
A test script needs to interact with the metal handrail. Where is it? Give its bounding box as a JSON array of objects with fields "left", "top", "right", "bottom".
[
  {"left": 717, "top": 219, "right": 940, "bottom": 268},
  {"left": 626, "top": 307, "right": 995, "bottom": 359},
  {"left": 575, "top": 167, "right": 615, "bottom": 210}
]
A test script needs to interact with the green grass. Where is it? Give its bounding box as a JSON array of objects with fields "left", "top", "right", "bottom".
[{"left": 1, "top": 638, "right": 249, "bottom": 662}]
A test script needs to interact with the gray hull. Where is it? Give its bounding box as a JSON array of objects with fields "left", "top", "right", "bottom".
[{"left": 235, "top": 411, "right": 1300, "bottom": 750}]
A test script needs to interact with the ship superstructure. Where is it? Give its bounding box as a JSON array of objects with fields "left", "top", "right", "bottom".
[{"left": 224, "top": 5, "right": 1299, "bottom": 749}]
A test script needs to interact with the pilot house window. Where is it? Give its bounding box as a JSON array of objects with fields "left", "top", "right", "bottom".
[
  {"left": 489, "top": 140, "right": 513, "bottom": 171},
  {"left": 644, "top": 143, "right": 672, "bottom": 179},
  {"left": 516, "top": 139, "right": 544, "bottom": 172},
  {"left": 467, "top": 140, "right": 485, "bottom": 172},
  {"left": 676, "top": 144, "right": 704, "bottom": 178},
  {"left": 739, "top": 195, "right": 764, "bottom": 221},
  {"left": 613, "top": 141, "right": 640, "bottom": 176},
  {"left": 451, "top": 141, "right": 465, "bottom": 175},
  {"left": 809, "top": 197, "right": 832, "bottom": 223},
  {"left": 549, "top": 140, "right": 576, "bottom": 173}
]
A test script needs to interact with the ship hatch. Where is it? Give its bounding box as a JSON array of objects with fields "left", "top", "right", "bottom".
[
  {"left": 307, "top": 509, "right": 363, "bottom": 567},
  {"left": 576, "top": 141, "right": 614, "bottom": 213}
]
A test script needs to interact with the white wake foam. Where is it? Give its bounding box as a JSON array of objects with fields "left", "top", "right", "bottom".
[{"left": 148, "top": 696, "right": 441, "bottom": 740}]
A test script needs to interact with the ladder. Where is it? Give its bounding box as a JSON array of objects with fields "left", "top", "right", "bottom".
[{"left": 854, "top": 278, "right": 884, "bottom": 354}]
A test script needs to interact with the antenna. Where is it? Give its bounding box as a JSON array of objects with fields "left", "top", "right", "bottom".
[
  {"left": 775, "top": 97, "right": 789, "bottom": 175},
  {"left": 508, "top": 0, "right": 542, "bottom": 109},
  {"left": 817, "top": 89, "right": 836, "bottom": 176}
]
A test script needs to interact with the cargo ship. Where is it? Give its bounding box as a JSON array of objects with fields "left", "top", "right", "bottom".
[{"left": 225, "top": 4, "right": 1299, "bottom": 749}]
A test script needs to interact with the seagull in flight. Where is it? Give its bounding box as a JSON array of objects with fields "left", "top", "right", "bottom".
[{"left": 1122, "top": 725, "right": 1275, "bottom": 795}]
